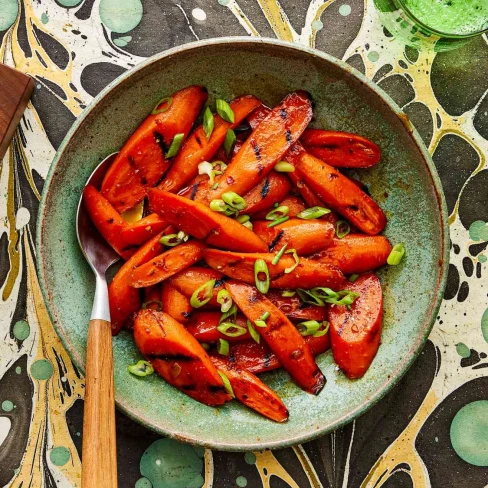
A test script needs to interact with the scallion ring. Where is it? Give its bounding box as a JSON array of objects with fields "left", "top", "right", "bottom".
[
  {"left": 190, "top": 279, "right": 216, "bottom": 308},
  {"left": 254, "top": 259, "right": 270, "bottom": 294},
  {"left": 141, "top": 300, "right": 163, "bottom": 311},
  {"left": 266, "top": 206, "right": 289, "bottom": 221},
  {"left": 217, "top": 338, "right": 230, "bottom": 356},
  {"left": 267, "top": 216, "right": 289, "bottom": 228},
  {"left": 223, "top": 129, "right": 236, "bottom": 157},
  {"left": 166, "top": 133, "right": 185, "bottom": 158},
  {"left": 274, "top": 161, "right": 295, "bottom": 172},
  {"left": 217, "top": 289, "right": 233, "bottom": 313},
  {"left": 247, "top": 319, "right": 260, "bottom": 344},
  {"left": 242, "top": 221, "right": 253, "bottom": 230},
  {"left": 177, "top": 230, "right": 189, "bottom": 242},
  {"left": 203, "top": 107, "right": 214, "bottom": 140},
  {"left": 217, "top": 322, "right": 247, "bottom": 337},
  {"left": 281, "top": 290, "right": 296, "bottom": 297},
  {"left": 216, "top": 99, "right": 235, "bottom": 123},
  {"left": 209, "top": 199, "right": 237, "bottom": 216},
  {"left": 218, "top": 371, "right": 235, "bottom": 397},
  {"left": 336, "top": 220, "right": 351, "bottom": 238},
  {"left": 198, "top": 161, "right": 216, "bottom": 184},
  {"left": 160, "top": 233, "right": 182, "bottom": 247},
  {"left": 222, "top": 191, "right": 247, "bottom": 211},
  {"left": 128, "top": 360, "right": 154, "bottom": 377},
  {"left": 284, "top": 249, "right": 299, "bottom": 274},
  {"left": 151, "top": 96, "right": 173, "bottom": 115},
  {"left": 261, "top": 311, "right": 270, "bottom": 321},
  {"left": 296, "top": 206, "right": 331, "bottom": 220},
  {"left": 349, "top": 274, "right": 359, "bottom": 282},
  {"left": 387, "top": 243, "right": 405, "bottom": 265},
  {"left": 254, "top": 319, "right": 267, "bottom": 328},
  {"left": 297, "top": 288, "right": 325, "bottom": 306},
  {"left": 296, "top": 320, "right": 321, "bottom": 336},
  {"left": 271, "top": 243, "right": 288, "bottom": 265},
  {"left": 236, "top": 214, "right": 250, "bottom": 224},
  {"left": 313, "top": 321, "right": 330, "bottom": 337},
  {"left": 219, "top": 303, "right": 238, "bottom": 324}
]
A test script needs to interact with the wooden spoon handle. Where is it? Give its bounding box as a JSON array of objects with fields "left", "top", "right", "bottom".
[{"left": 81, "top": 319, "right": 118, "bottom": 488}]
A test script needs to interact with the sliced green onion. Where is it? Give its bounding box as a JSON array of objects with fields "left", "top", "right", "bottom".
[
  {"left": 261, "top": 311, "right": 270, "bottom": 321},
  {"left": 211, "top": 160, "right": 227, "bottom": 174},
  {"left": 313, "top": 321, "right": 330, "bottom": 337},
  {"left": 198, "top": 161, "right": 216, "bottom": 184},
  {"left": 151, "top": 96, "right": 173, "bottom": 115},
  {"left": 254, "top": 319, "right": 267, "bottom": 328},
  {"left": 267, "top": 216, "right": 289, "bottom": 228},
  {"left": 211, "top": 183, "right": 219, "bottom": 190},
  {"left": 218, "top": 371, "right": 235, "bottom": 397},
  {"left": 247, "top": 319, "right": 260, "bottom": 344},
  {"left": 223, "top": 129, "right": 236, "bottom": 157},
  {"left": 177, "top": 230, "right": 189, "bottom": 242},
  {"left": 281, "top": 290, "right": 296, "bottom": 297},
  {"left": 142, "top": 300, "right": 163, "bottom": 311},
  {"left": 297, "top": 288, "right": 325, "bottom": 306},
  {"left": 310, "top": 287, "right": 338, "bottom": 300},
  {"left": 242, "top": 221, "right": 253, "bottom": 230},
  {"left": 217, "top": 322, "right": 247, "bottom": 337},
  {"left": 222, "top": 191, "right": 247, "bottom": 211},
  {"left": 236, "top": 214, "right": 250, "bottom": 224},
  {"left": 166, "top": 133, "right": 185, "bottom": 158},
  {"left": 190, "top": 279, "right": 216, "bottom": 308},
  {"left": 349, "top": 274, "right": 359, "bottom": 282},
  {"left": 200, "top": 342, "right": 210, "bottom": 351},
  {"left": 296, "top": 320, "right": 321, "bottom": 336},
  {"left": 217, "top": 289, "right": 233, "bottom": 313},
  {"left": 216, "top": 99, "right": 235, "bottom": 123},
  {"left": 209, "top": 199, "right": 237, "bottom": 216},
  {"left": 254, "top": 259, "right": 270, "bottom": 294},
  {"left": 284, "top": 249, "right": 299, "bottom": 274},
  {"left": 311, "top": 287, "right": 359, "bottom": 306},
  {"left": 336, "top": 220, "right": 351, "bottom": 238},
  {"left": 203, "top": 107, "right": 214, "bottom": 140},
  {"left": 387, "top": 243, "right": 406, "bottom": 265},
  {"left": 160, "top": 233, "right": 182, "bottom": 247},
  {"left": 297, "top": 206, "right": 331, "bottom": 220},
  {"left": 217, "top": 338, "right": 230, "bottom": 356},
  {"left": 274, "top": 203, "right": 279, "bottom": 208},
  {"left": 266, "top": 206, "right": 289, "bottom": 221},
  {"left": 219, "top": 303, "right": 238, "bottom": 324},
  {"left": 128, "top": 360, "right": 154, "bottom": 377},
  {"left": 272, "top": 243, "right": 288, "bottom": 265},
  {"left": 274, "top": 161, "right": 295, "bottom": 173}
]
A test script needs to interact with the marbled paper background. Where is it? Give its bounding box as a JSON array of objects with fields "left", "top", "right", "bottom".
[{"left": 1, "top": 1, "right": 487, "bottom": 487}]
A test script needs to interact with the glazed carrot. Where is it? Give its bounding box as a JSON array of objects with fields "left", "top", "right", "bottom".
[
  {"left": 285, "top": 145, "right": 386, "bottom": 235},
  {"left": 101, "top": 86, "right": 208, "bottom": 212},
  {"left": 329, "top": 272, "right": 383, "bottom": 379},
  {"left": 148, "top": 188, "right": 268, "bottom": 253},
  {"left": 225, "top": 280, "right": 325, "bottom": 394},
  {"left": 169, "top": 267, "right": 224, "bottom": 307},
  {"left": 211, "top": 356, "right": 289, "bottom": 422},
  {"left": 265, "top": 291, "right": 327, "bottom": 321},
  {"left": 187, "top": 312, "right": 251, "bottom": 343},
  {"left": 311, "top": 234, "right": 392, "bottom": 274},
  {"left": 108, "top": 231, "right": 165, "bottom": 334},
  {"left": 228, "top": 334, "right": 331, "bottom": 374},
  {"left": 83, "top": 185, "right": 134, "bottom": 260},
  {"left": 247, "top": 104, "right": 270, "bottom": 130},
  {"left": 130, "top": 240, "right": 206, "bottom": 288},
  {"left": 242, "top": 173, "right": 291, "bottom": 215},
  {"left": 252, "top": 195, "right": 307, "bottom": 220},
  {"left": 159, "top": 95, "right": 261, "bottom": 193},
  {"left": 161, "top": 282, "right": 193, "bottom": 324},
  {"left": 133, "top": 310, "right": 232, "bottom": 406},
  {"left": 197, "top": 91, "right": 313, "bottom": 204},
  {"left": 120, "top": 213, "right": 168, "bottom": 247},
  {"left": 252, "top": 218, "right": 334, "bottom": 255},
  {"left": 301, "top": 129, "right": 381, "bottom": 168},
  {"left": 204, "top": 249, "right": 344, "bottom": 290}
]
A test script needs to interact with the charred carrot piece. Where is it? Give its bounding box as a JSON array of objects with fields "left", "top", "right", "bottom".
[
  {"left": 169, "top": 267, "right": 225, "bottom": 307},
  {"left": 159, "top": 95, "right": 261, "bottom": 193},
  {"left": 225, "top": 280, "right": 325, "bottom": 394},
  {"left": 187, "top": 312, "right": 251, "bottom": 343},
  {"left": 108, "top": 231, "right": 165, "bottom": 334},
  {"left": 253, "top": 218, "right": 334, "bottom": 255},
  {"left": 252, "top": 195, "right": 307, "bottom": 220},
  {"left": 301, "top": 129, "right": 381, "bottom": 168},
  {"left": 285, "top": 145, "right": 386, "bottom": 235},
  {"left": 228, "top": 334, "right": 331, "bottom": 374},
  {"left": 242, "top": 173, "right": 291, "bottom": 215},
  {"left": 83, "top": 185, "right": 135, "bottom": 260},
  {"left": 204, "top": 249, "right": 344, "bottom": 290},
  {"left": 133, "top": 310, "right": 232, "bottom": 406},
  {"left": 130, "top": 240, "right": 206, "bottom": 288},
  {"left": 211, "top": 356, "right": 289, "bottom": 422},
  {"left": 329, "top": 272, "right": 383, "bottom": 378},
  {"left": 148, "top": 188, "right": 267, "bottom": 253},
  {"left": 311, "top": 234, "right": 392, "bottom": 274},
  {"left": 197, "top": 91, "right": 313, "bottom": 204},
  {"left": 120, "top": 213, "right": 168, "bottom": 247},
  {"left": 101, "top": 86, "right": 208, "bottom": 212},
  {"left": 265, "top": 291, "right": 327, "bottom": 321},
  {"left": 161, "top": 282, "right": 193, "bottom": 324}
]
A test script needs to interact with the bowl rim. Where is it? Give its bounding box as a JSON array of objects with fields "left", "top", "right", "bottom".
[{"left": 36, "top": 37, "right": 449, "bottom": 451}]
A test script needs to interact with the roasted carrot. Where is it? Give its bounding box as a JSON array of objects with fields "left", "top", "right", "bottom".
[
  {"left": 101, "top": 86, "right": 208, "bottom": 212},
  {"left": 225, "top": 280, "right": 325, "bottom": 394},
  {"left": 211, "top": 356, "right": 289, "bottom": 422},
  {"left": 252, "top": 218, "right": 334, "bottom": 255},
  {"left": 148, "top": 188, "right": 268, "bottom": 253},
  {"left": 247, "top": 104, "right": 270, "bottom": 130},
  {"left": 228, "top": 333, "right": 331, "bottom": 374},
  {"left": 187, "top": 312, "right": 251, "bottom": 343},
  {"left": 311, "top": 234, "right": 392, "bottom": 274},
  {"left": 196, "top": 91, "right": 313, "bottom": 204},
  {"left": 301, "top": 129, "right": 381, "bottom": 168},
  {"left": 169, "top": 267, "right": 225, "bottom": 307},
  {"left": 285, "top": 145, "right": 386, "bottom": 235},
  {"left": 161, "top": 282, "right": 193, "bottom": 324},
  {"left": 265, "top": 291, "right": 327, "bottom": 321},
  {"left": 329, "top": 272, "right": 383, "bottom": 379},
  {"left": 204, "top": 249, "right": 344, "bottom": 290},
  {"left": 242, "top": 173, "right": 291, "bottom": 215},
  {"left": 120, "top": 213, "right": 168, "bottom": 247},
  {"left": 133, "top": 310, "right": 232, "bottom": 406},
  {"left": 109, "top": 231, "right": 165, "bottom": 334},
  {"left": 130, "top": 240, "right": 206, "bottom": 288},
  {"left": 83, "top": 185, "right": 135, "bottom": 260},
  {"left": 159, "top": 95, "right": 261, "bottom": 193}
]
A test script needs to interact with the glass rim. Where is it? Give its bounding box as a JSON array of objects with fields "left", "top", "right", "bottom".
[{"left": 396, "top": 0, "right": 488, "bottom": 39}]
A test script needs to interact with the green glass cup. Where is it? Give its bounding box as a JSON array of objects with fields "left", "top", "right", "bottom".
[{"left": 375, "top": 0, "right": 488, "bottom": 51}]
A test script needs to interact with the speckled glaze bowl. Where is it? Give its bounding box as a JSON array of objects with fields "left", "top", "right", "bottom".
[{"left": 37, "top": 38, "right": 449, "bottom": 451}]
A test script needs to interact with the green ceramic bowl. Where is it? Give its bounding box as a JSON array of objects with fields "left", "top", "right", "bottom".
[{"left": 37, "top": 38, "right": 449, "bottom": 451}]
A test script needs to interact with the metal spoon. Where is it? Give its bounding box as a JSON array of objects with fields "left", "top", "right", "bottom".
[{"left": 76, "top": 153, "right": 119, "bottom": 488}]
